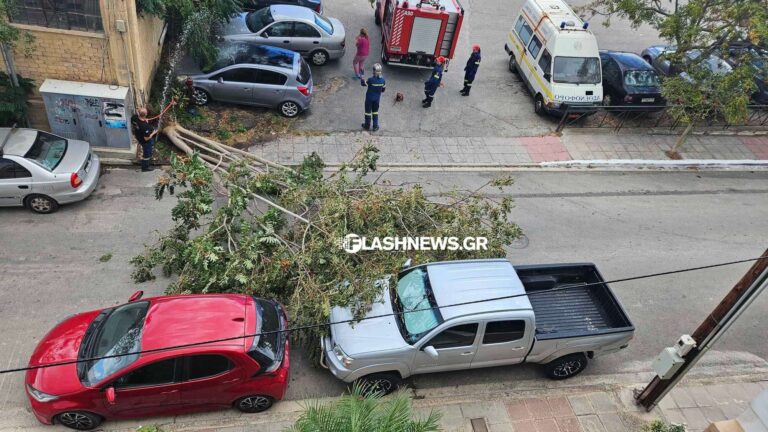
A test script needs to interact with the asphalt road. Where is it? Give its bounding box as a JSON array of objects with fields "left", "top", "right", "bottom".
[
  {"left": 292, "top": 0, "right": 666, "bottom": 136},
  {"left": 1, "top": 168, "right": 767, "bottom": 429}
]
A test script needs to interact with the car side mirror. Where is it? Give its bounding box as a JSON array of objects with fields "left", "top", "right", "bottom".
[
  {"left": 402, "top": 258, "right": 412, "bottom": 270},
  {"left": 543, "top": 73, "right": 551, "bottom": 82},
  {"left": 423, "top": 345, "right": 439, "bottom": 359},
  {"left": 105, "top": 387, "right": 116, "bottom": 405},
  {"left": 217, "top": 77, "right": 224, "bottom": 84},
  {"left": 260, "top": 32, "right": 269, "bottom": 38},
  {"left": 128, "top": 290, "right": 143, "bottom": 302}
]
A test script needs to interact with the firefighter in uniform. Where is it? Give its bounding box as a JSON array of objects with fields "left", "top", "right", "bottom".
[
  {"left": 460, "top": 45, "right": 481, "bottom": 96},
  {"left": 423, "top": 56, "right": 445, "bottom": 108},
  {"left": 361, "top": 63, "right": 386, "bottom": 131}
]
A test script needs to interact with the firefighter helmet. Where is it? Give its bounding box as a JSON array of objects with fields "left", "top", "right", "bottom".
[
  {"left": 436, "top": 56, "right": 446, "bottom": 64},
  {"left": 472, "top": 44, "right": 481, "bottom": 52}
]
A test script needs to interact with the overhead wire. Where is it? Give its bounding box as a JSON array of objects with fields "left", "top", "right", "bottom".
[{"left": 3, "top": 254, "right": 766, "bottom": 375}]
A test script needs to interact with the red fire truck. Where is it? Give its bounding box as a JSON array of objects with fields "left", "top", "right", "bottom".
[{"left": 375, "top": 0, "right": 464, "bottom": 69}]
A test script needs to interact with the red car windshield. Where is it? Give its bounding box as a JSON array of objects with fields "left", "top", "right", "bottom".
[{"left": 77, "top": 302, "right": 149, "bottom": 386}]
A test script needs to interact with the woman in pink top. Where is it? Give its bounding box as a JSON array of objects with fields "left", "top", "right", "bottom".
[{"left": 353, "top": 28, "right": 370, "bottom": 79}]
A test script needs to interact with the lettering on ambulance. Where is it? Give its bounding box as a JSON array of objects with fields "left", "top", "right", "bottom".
[
  {"left": 507, "top": 33, "right": 553, "bottom": 101},
  {"left": 554, "top": 94, "right": 601, "bottom": 102}
]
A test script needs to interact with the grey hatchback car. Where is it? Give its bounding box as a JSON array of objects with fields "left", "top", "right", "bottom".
[
  {"left": 221, "top": 5, "right": 345, "bottom": 66},
  {"left": 0, "top": 127, "right": 100, "bottom": 214},
  {"left": 189, "top": 43, "right": 313, "bottom": 117}
]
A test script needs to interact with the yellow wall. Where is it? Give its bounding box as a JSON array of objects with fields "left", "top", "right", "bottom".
[
  {"left": 8, "top": 0, "right": 165, "bottom": 129},
  {"left": 10, "top": 26, "right": 116, "bottom": 94}
]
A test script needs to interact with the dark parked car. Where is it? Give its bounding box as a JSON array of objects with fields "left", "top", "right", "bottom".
[
  {"left": 725, "top": 43, "right": 768, "bottom": 105},
  {"left": 599, "top": 50, "right": 665, "bottom": 110},
  {"left": 242, "top": 0, "right": 322, "bottom": 13}
]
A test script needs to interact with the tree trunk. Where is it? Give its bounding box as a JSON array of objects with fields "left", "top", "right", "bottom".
[{"left": 673, "top": 122, "right": 694, "bottom": 152}]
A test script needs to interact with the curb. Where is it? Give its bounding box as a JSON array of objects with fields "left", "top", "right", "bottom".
[{"left": 315, "top": 160, "right": 768, "bottom": 171}]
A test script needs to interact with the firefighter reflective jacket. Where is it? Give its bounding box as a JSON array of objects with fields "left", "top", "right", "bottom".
[
  {"left": 365, "top": 76, "right": 386, "bottom": 102},
  {"left": 464, "top": 52, "right": 481, "bottom": 80},
  {"left": 424, "top": 64, "right": 444, "bottom": 95}
]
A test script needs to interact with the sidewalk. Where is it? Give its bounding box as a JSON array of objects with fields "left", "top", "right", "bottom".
[
  {"left": 68, "top": 374, "right": 764, "bottom": 432},
  {"left": 247, "top": 131, "right": 768, "bottom": 167}
]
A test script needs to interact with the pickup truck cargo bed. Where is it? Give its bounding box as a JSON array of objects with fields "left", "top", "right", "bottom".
[{"left": 515, "top": 264, "right": 633, "bottom": 340}]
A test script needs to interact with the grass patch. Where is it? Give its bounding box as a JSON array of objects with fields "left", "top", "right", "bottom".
[{"left": 99, "top": 253, "right": 113, "bottom": 263}]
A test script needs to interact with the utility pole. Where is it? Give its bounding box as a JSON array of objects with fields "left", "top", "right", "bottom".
[{"left": 636, "top": 248, "right": 768, "bottom": 411}]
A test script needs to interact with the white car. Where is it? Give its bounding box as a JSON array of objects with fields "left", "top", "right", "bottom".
[{"left": 0, "top": 127, "right": 100, "bottom": 213}]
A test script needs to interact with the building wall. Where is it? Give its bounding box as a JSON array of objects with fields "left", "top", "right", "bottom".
[
  {"left": 8, "top": 0, "right": 165, "bottom": 129},
  {"left": 10, "top": 26, "right": 116, "bottom": 93}
]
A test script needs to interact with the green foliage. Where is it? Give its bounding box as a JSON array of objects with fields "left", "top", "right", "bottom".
[
  {"left": 215, "top": 127, "right": 233, "bottom": 141},
  {"left": 99, "top": 253, "right": 113, "bottom": 263},
  {"left": 583, "top": 0, "right": 768, "bottom": 123},
  {"left": 0, "top": 72, "right": 33, "bottom": 126},
  {"left": 641, "top": 419, "right": 686, "bottom": 432},
  {"left": 285, "top": 383, "right": 440, "bottom": 432},
  {"left": 135, "top": 426, "right": 166, "bottom": 432},
  {"left": 132, "top": 147, "right": 522, "bottom": 350},
  {"left": 136, "top": 0, "right": 242, "bottom": 69}
]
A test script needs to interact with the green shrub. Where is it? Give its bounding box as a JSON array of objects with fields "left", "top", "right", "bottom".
[{"left": 642, "top": 419, "right": 686, "bottom": 432}]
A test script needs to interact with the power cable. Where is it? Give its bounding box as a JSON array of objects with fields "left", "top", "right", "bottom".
[{"left": 4, "top": 254, "right": 766, "bottom": 376}]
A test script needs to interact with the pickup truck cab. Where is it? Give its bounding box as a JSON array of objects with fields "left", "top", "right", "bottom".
[{"left": 320, "top": 259, "right": 634, "bottom": 393}]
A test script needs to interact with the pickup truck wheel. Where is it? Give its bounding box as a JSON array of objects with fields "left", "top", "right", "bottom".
[
  {"left": 356, "top": 372, "right": 401, "bottom": 395},
  {"left": 545, "top": 353, "right": 588, "bottom": 380}
]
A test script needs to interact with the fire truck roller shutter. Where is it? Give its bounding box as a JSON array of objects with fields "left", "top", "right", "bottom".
[{"left": 408, "top": 17, "right": 442, "bottom": 55}]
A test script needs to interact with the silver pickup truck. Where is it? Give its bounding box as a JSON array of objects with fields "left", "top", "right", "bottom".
[{"left": 320, "top": 259, "right": 634, "bottom": 393}]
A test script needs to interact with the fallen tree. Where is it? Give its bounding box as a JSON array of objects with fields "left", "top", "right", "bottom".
[{"left": 132, "top": 125, "right": 522, "bottom": 350}]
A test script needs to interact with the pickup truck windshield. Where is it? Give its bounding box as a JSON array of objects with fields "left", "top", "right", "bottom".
[
  {"left": 553, "top": 57, "right": 601, "bottom": 84},
  {"left": 392, "top": 268, "right": 443, "bottom": 344}
]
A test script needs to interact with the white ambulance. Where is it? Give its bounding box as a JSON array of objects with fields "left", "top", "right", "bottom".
[{"left": 504, "top": 0, "right": 603, "bottom": 116}]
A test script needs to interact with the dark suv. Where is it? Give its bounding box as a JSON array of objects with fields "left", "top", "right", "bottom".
[{"left": 599, "top": 50, "right": 665, "bottom": 111}]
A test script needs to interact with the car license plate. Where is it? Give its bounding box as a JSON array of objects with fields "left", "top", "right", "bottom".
[{"left": 641, "top": 98, "right": 655, "bottom": 103}]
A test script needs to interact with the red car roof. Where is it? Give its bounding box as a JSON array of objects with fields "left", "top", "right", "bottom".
[{"left": 140, "top": 294, "right": 253, "bottom": 353}]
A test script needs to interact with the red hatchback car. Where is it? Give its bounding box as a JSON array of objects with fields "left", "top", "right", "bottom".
[{"left": 25, "top": 293, "right": 290, "bottom": 430}]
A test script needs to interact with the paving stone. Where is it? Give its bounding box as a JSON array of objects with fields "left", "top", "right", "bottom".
[
  {"left": 548, "top": 396, "right": 575, "bottom": 418},
  {"left": 556, "top": 416, "right": 583, "bottom": 432},
  {"left": 617, "top": 388, "right": 643, "bottom": 412},
  {"left": 488, "top": 422, "right": 515, "bottom": 432},
  {"left": 657, "top": 394, "right": 678, "bottom": 411},
  {"left": 526, "top": 398, "right": 553, "bottom": 419},
  {"left": 511, "top": 420, "right": 536, "bottom": 432},
  {"left": 578, "top": 414, "right": 607, "bottom": 432},
  {"left": 662, "top": 408, "right": 687, "bottom": 426},
  {"left": 687, "top": 386, "right": 718, "bottom": 407},
  {"left": 598, "top": 413, "right": 628, "bottom": 432},
  {"left": 701, "top": 405, "right": 727, "bottom": 423},
  {"left": 534, "top": 418, "right": 560, "bottom": 432},
  {"left": 588, "top": 392, "right": 620, "bottom": 414},
  {"left": 462, "top": 401, "right": 510, "bottom": 425},
  {"left": 506, "top": 400, "right": 533, "bottom": 422},
  {"left": 670, "top": 388, "right": 698, "bottom": 409},
  {"left": 719, "top": 402, "right": 748, "bottom": 419},
  {"left": 681, "top": 407, "right": 710, "bottom": 430},
  {"left": 568, "top": 395, "right": 595, "bottom": 416}
]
